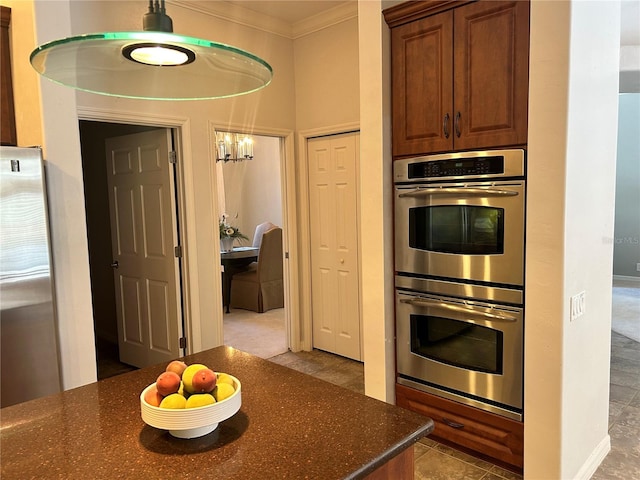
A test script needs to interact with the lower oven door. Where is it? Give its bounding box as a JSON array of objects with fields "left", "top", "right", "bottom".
[{"left": 396, "top": 290, "right": 523, "bottom": 418}]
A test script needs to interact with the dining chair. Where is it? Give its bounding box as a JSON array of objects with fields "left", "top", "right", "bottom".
[
  {"left": 230, "top": 227, "right": 284, "bottom": 313},
  {"left": 252, "top": 221, "right": 276, "bottom": 248}
]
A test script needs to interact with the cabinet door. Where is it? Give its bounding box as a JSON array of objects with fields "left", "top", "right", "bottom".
[
  {"left": 1, "top": 6, "right": 16, "bottom": 146},
  {"left": 453, "top": 1, "right": 529, "bottom": 151},
  {"left": 391, "top": 11, "right": 453, "bottom": 157}
]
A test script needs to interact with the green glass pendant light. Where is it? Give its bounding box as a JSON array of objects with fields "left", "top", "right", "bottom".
[{"left": 30, "top": 0, "right": 273, "bottom": 100}]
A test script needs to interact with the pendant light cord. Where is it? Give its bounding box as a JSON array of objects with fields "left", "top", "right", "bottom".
[
  {"left": 143, "top": 0, "right": 172, "bottom": 32},
  {"left": 147, "top": 1, "right": 165, "bottom": 14}
]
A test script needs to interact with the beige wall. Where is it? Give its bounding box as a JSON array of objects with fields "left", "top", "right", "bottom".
[
  {"left": 525, "top": 1, "right": 618, "bottom": 478},
  {"left": 293, "top": 17, "right": 360, "bottom": 132},
  {"left": 31, "top": 0, "right": 95, "bottom": 389},
  {"left": 358, "top": 0, "right": 395, "bottom": 403},
  {"left": 220, "top": 135, "right": 283, "bottom": 240}
]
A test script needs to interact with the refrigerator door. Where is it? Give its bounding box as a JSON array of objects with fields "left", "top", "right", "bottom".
[{"left": 0, "top": 146, "right": 61, "bottom": 407}]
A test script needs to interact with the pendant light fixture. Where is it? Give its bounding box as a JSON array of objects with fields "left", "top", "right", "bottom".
[{"left": 30, "top": 0, "right": 273, "bottom": 100}]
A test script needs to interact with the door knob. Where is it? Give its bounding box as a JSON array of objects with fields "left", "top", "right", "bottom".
[{"left": 111, "top": 261, "right": 119, "bottom": 269}]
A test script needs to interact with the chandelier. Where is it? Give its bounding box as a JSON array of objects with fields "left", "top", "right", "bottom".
[{"left": 216, "top": 132, "right": 254, "bottom": 162}]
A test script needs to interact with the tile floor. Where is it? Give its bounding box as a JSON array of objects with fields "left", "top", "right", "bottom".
[{"left": 591, "top": 330, "right": 640, "bottom": 480}]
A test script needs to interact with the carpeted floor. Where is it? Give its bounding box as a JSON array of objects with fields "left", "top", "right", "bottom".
[
  {"left": 223, "top": 307, "right": 287, "bottom": 359},
  {"left": 612, "top": 278, "right": 640, "bottom": 343}
]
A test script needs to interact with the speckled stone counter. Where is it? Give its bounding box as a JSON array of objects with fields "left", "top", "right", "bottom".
[{"left": 1, "top": 346, "right": 433, "bottom": 479}]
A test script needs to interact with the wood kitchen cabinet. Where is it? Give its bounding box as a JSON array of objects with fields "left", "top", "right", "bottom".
[
  {"left": 385, "top": 0, "right": 530, "bottom": 157},
  {"left": 396, "top": 383, "right": 524, "bottom": 472},
  {"left": 1, "top": 5, "right": 16, "bottom": 146}
]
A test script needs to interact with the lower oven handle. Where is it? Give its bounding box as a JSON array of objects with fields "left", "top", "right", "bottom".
[
  {"left": 397, "top": 187, "right": 519, "bottom": 198},
  {"left": 400, "top": 298, "right": 517, "bottom": 322}
]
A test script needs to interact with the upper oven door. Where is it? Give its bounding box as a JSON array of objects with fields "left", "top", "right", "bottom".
[{"left": 395, "top": 180, "right": 525, "bottom": 287}]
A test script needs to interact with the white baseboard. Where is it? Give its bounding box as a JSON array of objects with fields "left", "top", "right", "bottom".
[
  {"left": 613, "top": 274, "right": 640, "bottom": 284},
  {"left": 572, "top": 435, "right": 611, "bottom": 480}
]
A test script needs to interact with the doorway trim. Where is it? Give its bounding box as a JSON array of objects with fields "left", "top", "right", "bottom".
[
  {"left": 77, "top": 106, "right": 200, "bottom": 352},
  {"left": 297, "top": 122, "right": 360, "bottom": 351},
  {"left": 209, "top": 122, "right": 299, "bottom": 352}
]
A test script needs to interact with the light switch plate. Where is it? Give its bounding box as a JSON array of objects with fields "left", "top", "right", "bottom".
[{"left": 570, "top": 291, "right": 586, "bottom": 321}]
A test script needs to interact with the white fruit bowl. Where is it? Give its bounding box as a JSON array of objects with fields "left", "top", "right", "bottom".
[{"left": 140, "top": 374, "right": 241, "bottom": 439}]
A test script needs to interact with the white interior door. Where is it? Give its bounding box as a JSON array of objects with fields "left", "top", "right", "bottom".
[
  {"left": 308, "top": 133, "right": 361, "bottom": 361},
  {"left": 105, "top": 129, "right": 181, "bottom": 368}
]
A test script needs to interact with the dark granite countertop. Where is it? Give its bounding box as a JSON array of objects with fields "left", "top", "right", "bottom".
[{"left": 1, "top": 346, "right": 433, "bottom": 479}]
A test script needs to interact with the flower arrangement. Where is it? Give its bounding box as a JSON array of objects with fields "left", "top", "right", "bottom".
[{"left": 219, "top": 213, "right": 249, "bottom": 241}]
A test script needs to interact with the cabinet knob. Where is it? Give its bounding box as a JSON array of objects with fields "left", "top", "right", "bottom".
[
  {"left": 443, "top": 113, "right": 450, "bottom": 139},
  {"left": 455, "top": 111, "right": 461, "bottom": 138}
]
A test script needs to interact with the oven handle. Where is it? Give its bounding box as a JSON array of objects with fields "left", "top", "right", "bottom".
[
  {"left": 399, "top": 297, "right": 518, "bottom": 322},
  {"left": 397, "top": 187, "right": 519, "bottom": 198}
]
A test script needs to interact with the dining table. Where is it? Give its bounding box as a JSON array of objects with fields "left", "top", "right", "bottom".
[{"left": 220, "top": 246, "right": 259, "bottom": 313}]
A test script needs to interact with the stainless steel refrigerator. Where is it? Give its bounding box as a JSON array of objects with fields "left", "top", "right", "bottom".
[{"left": 0, "top": 146, "right": 61, "bottom": 408}]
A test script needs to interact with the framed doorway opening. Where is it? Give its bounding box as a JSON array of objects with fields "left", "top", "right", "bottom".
[{"left": 210, "top": 123, "right": 300, "bottom": 356}]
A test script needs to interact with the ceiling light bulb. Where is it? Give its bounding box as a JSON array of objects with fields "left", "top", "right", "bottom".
[{"left": 123, "top": 43, "right": 194, "bottom": 66}]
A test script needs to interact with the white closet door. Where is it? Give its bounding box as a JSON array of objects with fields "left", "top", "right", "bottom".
[{"left": 308, "top": 133, "right": 361, "bottom": 361}]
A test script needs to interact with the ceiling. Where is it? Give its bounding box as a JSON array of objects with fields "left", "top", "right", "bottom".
[
  {"left": 228, "top": 0, "right": 351, "bottom": 25},
  {"left": 225, "top": 0, "right": 639, "bottom": 46}
]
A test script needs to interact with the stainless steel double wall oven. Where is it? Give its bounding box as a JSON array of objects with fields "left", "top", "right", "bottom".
[{"left": 394, "top": 149, "right": 526, "bottom": 421}]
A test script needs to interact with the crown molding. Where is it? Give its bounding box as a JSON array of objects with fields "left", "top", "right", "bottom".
[
  {"left": 291, "top": 2, "right": 358, "bottom": 39},
  {"left": 169, "top": 1, "right": 357, "bottom": 40}
]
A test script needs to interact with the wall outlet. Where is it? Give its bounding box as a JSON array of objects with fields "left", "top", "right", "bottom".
[
  {"left": 637, "top": 263, "right": 640, "bottom": 272},
  {"left": 570, "top": 291, "right": 586, "bottom": 321}
]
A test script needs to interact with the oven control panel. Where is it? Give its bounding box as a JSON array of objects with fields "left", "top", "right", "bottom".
[
  {"left": 394, "top": 149, "right": 526, "bottom": 183},
  {"left": 408, "top": 156, "right": 504, "bottom": 179}
]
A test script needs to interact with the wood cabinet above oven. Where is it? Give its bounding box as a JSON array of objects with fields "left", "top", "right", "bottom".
[{"left": 384, "top": 1, "right": 530, "bottom": 158}]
